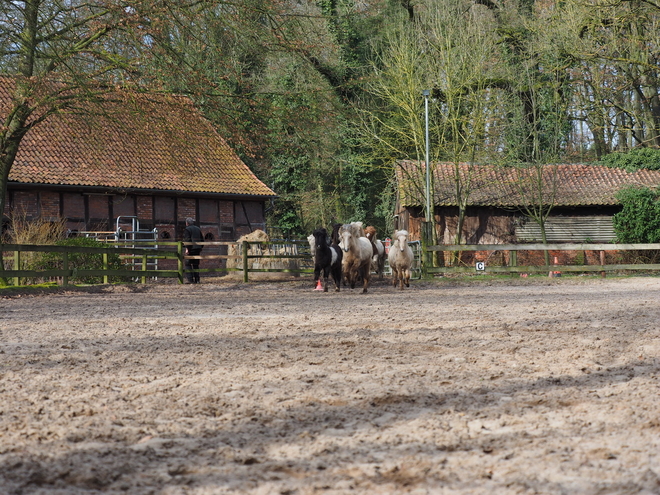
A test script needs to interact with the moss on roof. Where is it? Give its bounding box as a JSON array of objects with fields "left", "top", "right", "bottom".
[
  {"left": 397, "top": 160, "right": 660, "bottom": 208},
  {"left": 2, "top": 79, "right": 275, "bottom": 198}
]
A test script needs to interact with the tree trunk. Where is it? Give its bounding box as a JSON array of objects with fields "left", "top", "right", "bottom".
[
  {"left": 0, "top": 150, "right": 17, "bottom": 285},
  {"left": 0, "top": 94, "right": 33, "bottom": 284},
  {"left": 539, "top": 220, "right": 550, "bottom": 266}
]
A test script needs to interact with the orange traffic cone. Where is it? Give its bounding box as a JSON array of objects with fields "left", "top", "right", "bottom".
[
  {"left": 314, "top": 279, "right": 324, "bottom": 291},
  {"left": 549, "top": 256, "right": 561, "bottom": 278}
]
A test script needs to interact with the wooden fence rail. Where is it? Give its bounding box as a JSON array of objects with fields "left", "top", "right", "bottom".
[
  {"left": 0, "top": 243, "right": 183, "bottom": 286},
  {"left": 3, "top": 241, "right": 660, "bottom": 287},
  {"left": 0, "top": 240, "right": 315, "bottom": 286},
  {"left": 425, "top": 242, "right": 660, "bottom": 276}
]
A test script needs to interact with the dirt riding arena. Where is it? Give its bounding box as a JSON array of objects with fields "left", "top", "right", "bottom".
[{"left": 1, "top": 276, "right": 659, "bottom": 494}]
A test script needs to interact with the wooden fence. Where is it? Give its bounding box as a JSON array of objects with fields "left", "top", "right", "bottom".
[
  {"left": 2, "top": 241, "right": 660, "bottom": 287},
  {"left": 0, "top": 240, "right": 315, "bottom": 286},
  {"left": 0, "top": 243, "right": 182, "bottom": 286},
  {"left": 425, "top": 242, "right": 660, "bottom": 276}
]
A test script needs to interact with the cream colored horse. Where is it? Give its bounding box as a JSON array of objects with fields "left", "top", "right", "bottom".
[
  {"left": 338, "top": 222, "right": 372, "bottom": 293},
  {"left": 388, "top": 230, "right": 414, "bottom": 290}
]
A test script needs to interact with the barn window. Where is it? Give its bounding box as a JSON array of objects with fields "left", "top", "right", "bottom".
[
  {"left": 112, "top": 195, "right": 135, "bottom": 218},
  {"left": 235, "top": 201, "right": 263, "bottom": 227},
  {"left": 88, "top": 195, "right": 108, "bottom": 220},
  {"left": 62, "top": 193, "right": 85, "bottom": 220},
  {"left": 155, "top": 196, "right": 175, "bottom": 222},
  {"left": 199, "top": 199, "right": 219, "bottom": 223}
]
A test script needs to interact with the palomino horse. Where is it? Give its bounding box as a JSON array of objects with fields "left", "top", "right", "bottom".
[{"left": 338, "top": 222, "right": 373, "bottom": 293}]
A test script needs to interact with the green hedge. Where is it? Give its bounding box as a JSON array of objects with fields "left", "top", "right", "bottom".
[{"left": 35, "top": 237, "right": 124, "bottom": 283}]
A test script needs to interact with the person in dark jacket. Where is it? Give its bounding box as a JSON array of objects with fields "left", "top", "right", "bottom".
[{"left": 183, "top": 217, "right": 203, "bottom": 283}]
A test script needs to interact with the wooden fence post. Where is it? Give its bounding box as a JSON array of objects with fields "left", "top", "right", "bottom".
[
  {"left": 600, "top": 250, "right": 606, "bottom": 278},
  {"left": 13, "top": 249, "right": 20, "bottom": 287},
  {"left": 177, "top": 242, "right": 184, "bottom": 284},
  {"left": 62, "top": 251, "right": 69, "bottom": 286},
  {"left": 141, "top": 253, "right": 147, "bottom": 284},
  {"left": 103, "top": 252, "right": 109, "bottom": 285},
  {"left": 242, "top": 241, "right": 250, "bottom": 283}
]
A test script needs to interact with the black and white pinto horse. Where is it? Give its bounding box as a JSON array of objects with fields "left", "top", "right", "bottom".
[{"left": 311, "top": 227, "right": 343, "bottom": 292}]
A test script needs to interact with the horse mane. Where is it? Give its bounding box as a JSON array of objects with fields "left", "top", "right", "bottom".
[
  {"left": 331, "top": 223, "right": 342, "bottom": 245},
  {"left": 364, "top": 225, "right": 377, "bottom": 241},
  {"left": 349, "top": 221, "right": 365, "bottom": 237}
]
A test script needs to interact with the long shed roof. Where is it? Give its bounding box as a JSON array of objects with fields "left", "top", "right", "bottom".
[
  {"left": 396, "top": 160, "right": 660, "bottom": 208},
  {"left": 2, "top": 78, "right": 276, "bottom": 198}
]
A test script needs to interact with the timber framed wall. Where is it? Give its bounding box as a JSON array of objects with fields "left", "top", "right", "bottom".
[
  {"left": 3, "top": 187, "right": 267, "bottom": 242},
  {"left": 398, "top": 205, "right": 621, "bottom": 246}
]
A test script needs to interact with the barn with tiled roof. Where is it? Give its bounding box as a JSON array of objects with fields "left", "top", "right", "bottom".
[
  {"left": 394, "top": 160, "right": 660, "bottom": 244},
  {"left": 2, "top": 78, "right": 276, "bottom": 241}
]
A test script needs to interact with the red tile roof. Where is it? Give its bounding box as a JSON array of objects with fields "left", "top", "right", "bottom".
[
  {"left": 2, "top": 78, "right": 276, "bottom": 198},
  {"left": 397, "top": 160, "right": 660, "bottom": 207}
]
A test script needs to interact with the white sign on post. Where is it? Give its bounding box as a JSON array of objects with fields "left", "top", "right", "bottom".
[{"left": 476, "top": 261, "right": 485, "bottom": 271}]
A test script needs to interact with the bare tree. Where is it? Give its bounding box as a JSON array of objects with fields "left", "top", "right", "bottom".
[
  {"left": 357, "top": 0, "right": 509, "bottom": 265},
  {"left": 1, "top": 1, "right": 154, "bottom": 225},
  {"left": 0, "top": 1, "right": 230, "bottom": 279}
]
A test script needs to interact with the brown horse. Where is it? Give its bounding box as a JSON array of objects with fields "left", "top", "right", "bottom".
[{"left": 364, "top": 225, "right": 386, "bottom": 279}]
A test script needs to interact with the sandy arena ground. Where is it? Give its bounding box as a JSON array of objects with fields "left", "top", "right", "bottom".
[{"left": 1, "top": 275, "right": 659, "bottom": 494}]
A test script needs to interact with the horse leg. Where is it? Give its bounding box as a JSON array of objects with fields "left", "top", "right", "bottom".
[
  {"left": 361, "top": 264, "right": 369, "bottom": 293},
  {"left": 314, "top": 265, "right": 321, "bottom": 287},
  {"left": 349, "top": 260, "right": 358, "bottom": 289},
  {"left": 331, "top": 264, "right": 341, "bottom": 292},
  {"left": 404, "top": 268, "right": 410, "bottom": 288},
  {"left": 323, "top": 266, "right": 331, "bottom": 292}
]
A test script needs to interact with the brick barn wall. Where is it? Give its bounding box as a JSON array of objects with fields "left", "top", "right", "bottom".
[
  {"left": 220, "top": 201, "right": 233, "bottom": 223},
  {"left": 5, "top": 189, "right": 268, "bottom": 265},
  {"left": 12, "top": 191, "right": 39, "bottom": 217},
  {"left": 156, "top": 223, "right": 176, "bottom": 241},
  {"left": 137, "top": 196, "right": 153, "bottom": 228},
  {"left": 178, "top": 198, "right": 196, "bottom": 223},
  {"left": 40, "top": 191, "right": 60, "bottom": 219}
]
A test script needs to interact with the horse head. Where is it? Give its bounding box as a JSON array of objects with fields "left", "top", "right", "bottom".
[
  {"left": 339, "top": 224, "right": 353, "bottom": 252},
  {"left": 312, "top": 227, "right": 328, "bottom": 250},
  {"left": 394, "top": 230, "right": 409, "bottom": 251}
]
